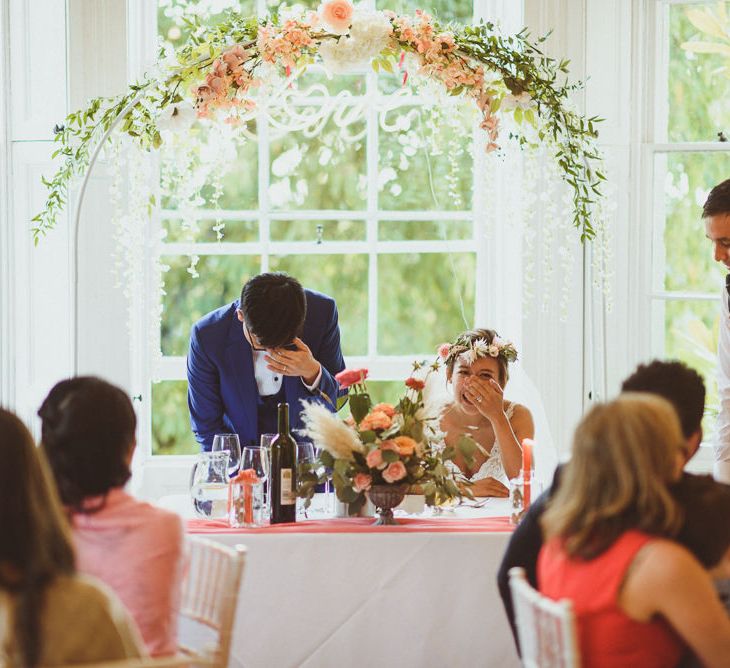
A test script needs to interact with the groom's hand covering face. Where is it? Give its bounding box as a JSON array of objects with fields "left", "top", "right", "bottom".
[{"left": 265, "top": 338, "right": 320, "bottom": 384}]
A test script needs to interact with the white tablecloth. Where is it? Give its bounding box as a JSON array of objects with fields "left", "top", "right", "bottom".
[{"left": 161, "top": 495, "right": 520, "bottom": 668}]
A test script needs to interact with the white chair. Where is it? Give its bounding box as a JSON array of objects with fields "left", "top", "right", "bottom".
[
  {"left": 178, "top": 537, "right": 247, "bottom": 667},
  {"left": 508, "top": 567, "right": 580, "bottom": 668}
]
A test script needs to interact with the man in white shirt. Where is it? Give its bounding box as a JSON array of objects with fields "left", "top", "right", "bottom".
[{"left": 703, "top": 179, "right": 730, "bottom": 483}]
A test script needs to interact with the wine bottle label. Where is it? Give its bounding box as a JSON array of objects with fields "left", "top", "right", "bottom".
[{"left": 280, "top": 469, "right": 295, "bottom": 505}]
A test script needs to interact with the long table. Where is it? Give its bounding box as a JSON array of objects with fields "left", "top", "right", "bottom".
[{"left": 160, "top": 495, "right": 521, "bottom": 668}]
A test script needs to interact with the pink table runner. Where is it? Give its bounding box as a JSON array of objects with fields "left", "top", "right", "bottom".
[{"left": 187, "top": 515, "right": 514, "bottom": 534}]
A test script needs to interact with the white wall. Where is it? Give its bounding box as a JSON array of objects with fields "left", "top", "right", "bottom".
[{"left": 1, "top": 0, "right": 131, "bottom": 433}]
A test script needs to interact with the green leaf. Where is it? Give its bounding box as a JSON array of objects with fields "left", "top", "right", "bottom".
[
  {"left": 382, "top": 449, "right": 399, "bottom": 464},
  {"left": 319, "top": 450, "right": 335, "bottom": 468}
]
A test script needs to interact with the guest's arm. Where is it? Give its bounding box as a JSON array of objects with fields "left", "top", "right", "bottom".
[{"left": 187, "top": 325, "right": 227, "bottom": 451}]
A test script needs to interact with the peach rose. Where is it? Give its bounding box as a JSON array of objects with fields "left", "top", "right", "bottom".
[
  {"left": 366, "top": 448, "right": 385, "bottom": 469},
  {"left": 437, "top": 343, "right": 451, "bottom": 359},
  {"left": 360, "top": 411, "right": 392, "bottom": 432},
  {"left": 353, "top": 472, "right": 372, "bottom": 492},
  {"left": 379, "top": 439, "right": 399, "bottom": 452},
  {"left": 319, "top": 0, "right": 354, "bottom": 35},
  {"left": 383, "top": 460, "right": 407, "bottom": 483},
  {"left": 372, "top": 402, "right": 396, "bottom": 418},
  {"left": 393, "top": 436, "right": 417, "bottom": 456}
]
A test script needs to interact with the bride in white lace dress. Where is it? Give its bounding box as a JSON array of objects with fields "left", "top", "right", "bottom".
[{"left": 438, "top": 329, "right": 534, "bottom": 497}]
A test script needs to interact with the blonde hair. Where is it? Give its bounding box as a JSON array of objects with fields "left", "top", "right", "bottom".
[{"left": 541, "top": 393, "right": 684, "bottom": 560}]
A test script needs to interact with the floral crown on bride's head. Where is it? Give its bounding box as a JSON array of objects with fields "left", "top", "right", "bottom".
[{"left": 438, "top": 334, "right": 518, "bottom": 367}]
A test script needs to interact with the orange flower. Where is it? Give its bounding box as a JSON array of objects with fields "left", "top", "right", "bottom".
[
  {"left": 359, "top": 411, "right": 392, "bottom": 432},
  {"left": 372, "top": 402, "right": 396, "bottom": 417},
  {"left": 393, "top": 436, "right": 417, "bottom": 456},
  {"left": 405, "top": 377, "right": 425, "bottom": 391}
]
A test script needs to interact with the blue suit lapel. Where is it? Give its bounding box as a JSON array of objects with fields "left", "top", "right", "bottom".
[{"left": 225, "top": 314, "right": 258, "bottom": 442}]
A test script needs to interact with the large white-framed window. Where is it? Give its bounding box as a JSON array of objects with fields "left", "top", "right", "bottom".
[
  {"left": 128, "top": 0, "right": 526, "bottom": 465},
  {"left": 645, "top": 0, "right": 730, "bottom": 448}
]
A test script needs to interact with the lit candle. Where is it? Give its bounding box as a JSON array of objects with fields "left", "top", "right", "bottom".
[{"left": 521, "top": 439, "right": 534, "bottom": 508}]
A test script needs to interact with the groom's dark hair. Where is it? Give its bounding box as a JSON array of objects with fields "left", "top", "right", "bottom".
[{"left": 240, "top": 272, "right": 306, "bottom": 348}]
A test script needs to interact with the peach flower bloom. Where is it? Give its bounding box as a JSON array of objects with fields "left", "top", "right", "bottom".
[
  {"left": 372, "top": 402, "right": 396, "bottom": 418},
  {"left": 366, "top": 448, "right": 385, "bottom": 469},
  {"left": 383, "top": 461, "right": 407, "bottom": 483},
  {"left": 393, "top": 436, "right": 417, "bottom": 457},
  {"left": 353, "top": 472, "right": 372, "bottom": 492},
  {"left": 319, "top": 0, "right": 354, "bottom": 35},
  {"left": 438, "top": 343, "right": 451, "bottom": 359},
  {"left": 379, "top": 439, "right": 399, "bottom": 452},
  {"left": 359, "top": 411, "right": 392, "bottom": 432}
]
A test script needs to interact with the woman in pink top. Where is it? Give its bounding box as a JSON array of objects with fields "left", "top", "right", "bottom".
[
  {"left": 39, "top": 376, "right": 185, "bottom": 657},
  {"left": 538, "top": 393, "right": 730, "bottom": 667}
]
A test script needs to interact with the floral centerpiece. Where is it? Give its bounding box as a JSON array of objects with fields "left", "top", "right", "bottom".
[{"left": 298, "top": 361, "right": 474, "bottom": 523}]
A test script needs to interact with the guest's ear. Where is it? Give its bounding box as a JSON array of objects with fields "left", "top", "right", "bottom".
[
  {"left": 236, "top": 309, "right": 244, "bottom": 322},
  {"left": 685, "top": 429, "right": 702, "bottom": 463},
  {"left": 125, "top": 439, "right": 137, "bottom": 467}
]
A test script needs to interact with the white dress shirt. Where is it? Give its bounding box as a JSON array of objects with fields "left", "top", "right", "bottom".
[
  {"left": 251, "top": 348, "right": 322, "bottom": 397},
  {"left": 716, "top": 283, "right": 730, "bottom": 483}
]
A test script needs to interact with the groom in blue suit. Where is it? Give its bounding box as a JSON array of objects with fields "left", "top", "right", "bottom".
[{"left": 187, "top": 272, "right": 346, "bottom": 450}]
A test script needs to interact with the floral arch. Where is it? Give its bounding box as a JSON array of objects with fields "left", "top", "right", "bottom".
[{"left": 34, "top": 1, "right": 606, "bottom": 243}]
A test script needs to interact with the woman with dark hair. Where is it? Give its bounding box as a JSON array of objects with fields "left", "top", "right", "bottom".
[
  {"left": 39, "top": 376, "right": 185, "bottom": 657},
  {"left": 0, "top": 407, "right": 143, "bottom": 666},
  {"left": 439, "top": 328, "right": 534, "bottom": 496}
]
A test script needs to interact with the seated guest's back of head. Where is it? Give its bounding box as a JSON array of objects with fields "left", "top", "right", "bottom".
[
  {"left": 538, "top": 393, "right": 730, "bottom": 668},
  {"left": 0, "top": 407, "right": 143, "bottom": 666},
  {"left": 38, "top": 377, "right": 186, "bottom": 657}
]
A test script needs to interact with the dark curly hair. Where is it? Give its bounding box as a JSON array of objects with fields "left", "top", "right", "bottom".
[
  {"left": 620, "top": 360, "right": 705, "bottom": 440},
  {"left": 445, "top": 328, "right": 511, "bottom": 386},
  {"left": 240, "top": 272, "right": 306, "bottom": 348},
  {"left": 38, "top": 376, "right": 136, "bottom": 513}
]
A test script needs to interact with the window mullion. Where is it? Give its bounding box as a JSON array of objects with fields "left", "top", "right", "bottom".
[{"left": 366, "top": 68, "right": 378, "bottom": 361}]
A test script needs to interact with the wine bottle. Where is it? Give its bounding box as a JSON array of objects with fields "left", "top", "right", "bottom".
[{"left": 270, "top": 402, "right": 296, "bottom": 524}]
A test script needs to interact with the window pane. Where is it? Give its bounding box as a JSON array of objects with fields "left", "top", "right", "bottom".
[
  {"left": 656, "top": 151, "right": 729, "bottom": 292},
  {"left": 161, "top": 254, "right": 261, "bottom": 356},
  {"left": 151, "top": 380, "right": 197, "bottom": 455},
  {"left": 158, "top": 1, "right": 256, "bottom": 46},
  {"left": 667, "top": 2, "right": 730, "bottom": 142},
  {"left": 657, "top": 298, "right": 720, "bottom": 436},
  {"left": 379, "top": 219, "right": 472, "bottom": 241},
  {"left": 160, "top": 127, "right": 258, "bottom": 211},
  {"left": 378, "top": 105, "right": 473, "bottom": 211},
  {"left": 162, "top": 218, "right": 259, "bottom": 243},
  {"left": 294, "top": 66, "right": 366, "bottom": 96},
  {"left": 376, "top": 0, "right": 473, "bottom": 23},
  {"left": 378, "top": 252, "right": 475, "bottom": 354},
  {"left": 269, "top": 254, "right": 368, "bottom": 356},
  {"left": 269, "top": 112, "right": 366, "bottom": 210},
  {"left": 271, "top": 219, "right": 365, "bottom": 242}
]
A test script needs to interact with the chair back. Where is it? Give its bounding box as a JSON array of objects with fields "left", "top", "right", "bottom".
[
  {"left": 508, "top": 567, "right": 580, "bottom": 668},
  {"left": 179, "top": 537, "right": 247, "bottom": 667}
]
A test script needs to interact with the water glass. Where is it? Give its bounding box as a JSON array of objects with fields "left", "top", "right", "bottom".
[
  {"left": 509, "top": 471, "right": 540, "bottom": 525},
  {"left": 259, "top": 433, "right": 275, "bottom": 516},
  {"left": 212, "top": 433, "right": 241, "bottom": 478},
  {"left": 242, "top": 447, "right": 268, "bottom": 485},
  {"left": 296, "top": 442, "right": 315, "bottom": 518}
]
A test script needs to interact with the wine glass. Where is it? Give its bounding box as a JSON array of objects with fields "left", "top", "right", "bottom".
[
  {"left": 242, "top": 447, "right": 268, "bottom": 485},
  {"left": 212, "top": 433, "right": 241, "bottom": 478},
  {"left": 313, "top": 447, "right": 334, "bottom": 516},
  {"left": 296, "top": 442, "right": 315, "bottom": 518}
]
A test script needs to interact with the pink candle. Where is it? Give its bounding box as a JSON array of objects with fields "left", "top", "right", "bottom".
[{"left": 522, "top": 439, "right": 534, "bottom": 508}]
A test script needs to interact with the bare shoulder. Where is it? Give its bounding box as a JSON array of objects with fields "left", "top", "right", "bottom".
[
  {"left": 633, "top": 539, "right": 702, "bottom": 583},
  {"left": 507, "top": 402, "right": 534, "bottom": 427}
]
